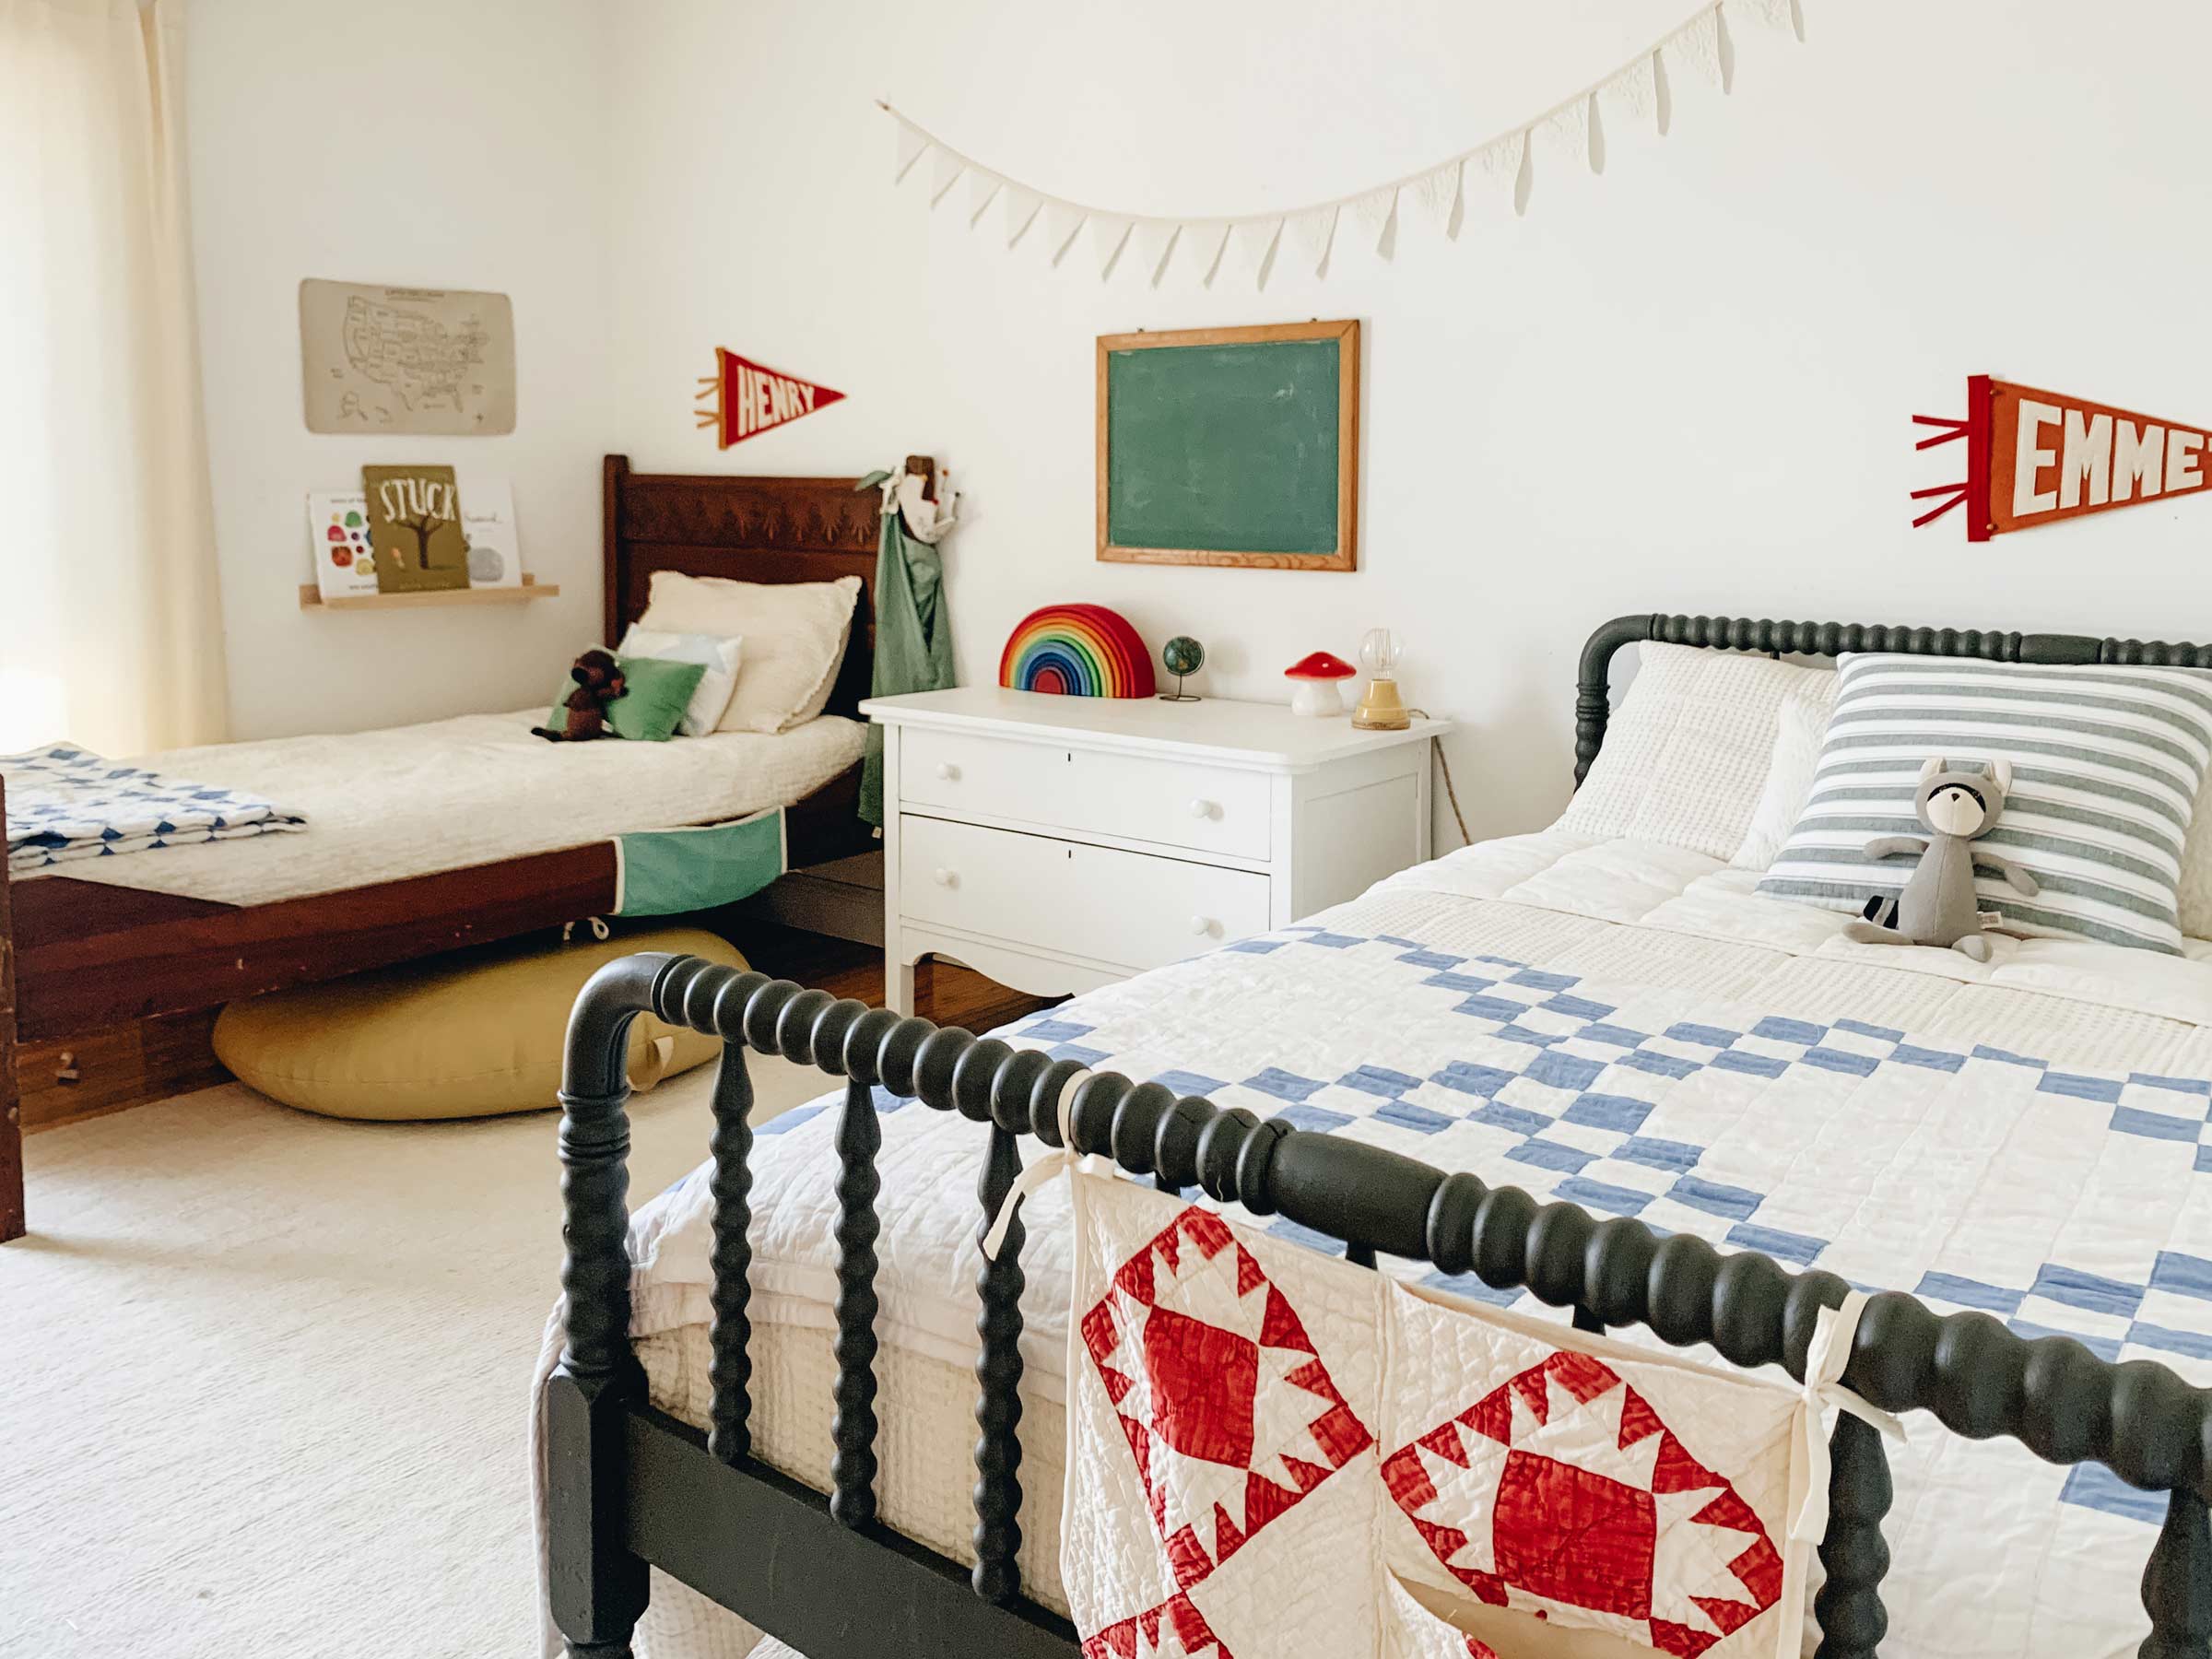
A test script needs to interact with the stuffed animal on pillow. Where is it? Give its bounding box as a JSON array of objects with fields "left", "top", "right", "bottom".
[
  {"left": 533, "top": 648, "right": 626, "bottom": 742},
  {"left": 1842, "top": 756, "right": 2039, "bottom": 962}
]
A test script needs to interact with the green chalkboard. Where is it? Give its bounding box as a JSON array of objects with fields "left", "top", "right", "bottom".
[{"left": 1097, "top": 320, "right": 1359, "bottom": 571}]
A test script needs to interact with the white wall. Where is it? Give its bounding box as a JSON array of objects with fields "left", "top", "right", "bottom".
[
  {"left": 596, "top": 0, "right": 2212, "bottom": 844},
  {"left": 187, "top": 0, "right": 613, "bottom": 739}
]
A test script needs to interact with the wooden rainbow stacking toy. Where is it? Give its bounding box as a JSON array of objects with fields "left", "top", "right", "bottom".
[{"left": 997, "top": 603, "right": 1156, "bottom": 698}]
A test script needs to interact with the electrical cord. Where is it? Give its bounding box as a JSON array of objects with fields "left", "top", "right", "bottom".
[{"left": 1406, "top": 711, "right": 1470, "bottom": 848}]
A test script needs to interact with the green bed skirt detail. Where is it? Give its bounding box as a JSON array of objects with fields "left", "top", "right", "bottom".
[{"left": 613, "top": 808, "right": 786, "bottom": 917}]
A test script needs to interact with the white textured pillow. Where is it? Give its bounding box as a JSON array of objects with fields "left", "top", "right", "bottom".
[
  {"left": 1730, "top": 668, "right": 1841, "bottom": 870},
  {"left": 637, "top": 571, "right": 860, "bottom": 735},
  {"left": 1757, "top": 653, "right": 2212, "bottom": 954},
  {"left": 2178, "top": 785, "right": 2212, "bottom": 940},
  {"left": 1556, "top": 642, "right": 1837, "bottom": 860},
  {"left": 616, "top": 626, "right": 744, "bottom": 737}
]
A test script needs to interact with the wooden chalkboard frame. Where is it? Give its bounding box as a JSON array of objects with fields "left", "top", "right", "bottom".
[{"left": 1096, "top": 318, "right": 1360, "bottom": 571}]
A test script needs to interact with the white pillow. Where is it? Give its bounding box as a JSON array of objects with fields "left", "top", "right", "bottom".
[
  {"left": 1556, "top": 642, "right": 1836, "bottom": 860},
  {"left": 616, "top": 626, "right": 744, "bottom": 737},
  {"left": 1730, "top": 667, "right": 1841, "bottom": 870},
  {"left": 1757, "top": 653, "right": 2212, "bottom": 955},
  {"left": 2177, "top": 783, "right": 2212, "bottom": 940},
  {"left": 637, "top": 571, "right": 860, "bottom": 735}
]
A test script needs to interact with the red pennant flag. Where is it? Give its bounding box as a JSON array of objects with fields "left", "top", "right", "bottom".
[
  {"left": 695, "top": 348, "right": 846, "bottom": 449},
  {"left": 1913, "top": 374, "right": 2212, "bottom": 540}
]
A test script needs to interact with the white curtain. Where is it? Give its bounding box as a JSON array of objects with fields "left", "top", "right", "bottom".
[{"left": 0, "top": 0, "right": 228, "bottom": 757}]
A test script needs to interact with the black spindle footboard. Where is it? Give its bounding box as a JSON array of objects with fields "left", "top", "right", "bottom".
[{"left": 545, "top": 953, "right": 2212, "bottom": 1659}]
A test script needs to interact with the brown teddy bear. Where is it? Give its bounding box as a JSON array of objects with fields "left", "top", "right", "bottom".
[{"left": 533, "top": 648, "right": 626, "bottom": 742}]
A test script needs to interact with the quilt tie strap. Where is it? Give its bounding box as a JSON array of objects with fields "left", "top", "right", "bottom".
[
  {"left": 1790, "top": 1289, "right": 1906, "bottom": 1545},
  {"left": 981, "top": 1068, "right": 1095, "bottom": 1261}
]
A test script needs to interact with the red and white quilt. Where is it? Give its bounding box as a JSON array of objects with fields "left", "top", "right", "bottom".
[{"left": 1062, "top": 1176, "right": 1812, "bottom": 1659}]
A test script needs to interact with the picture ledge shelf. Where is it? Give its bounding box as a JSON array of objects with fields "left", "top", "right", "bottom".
[{"left": 298, "top": 573, "right": 559, "bottom": 612}]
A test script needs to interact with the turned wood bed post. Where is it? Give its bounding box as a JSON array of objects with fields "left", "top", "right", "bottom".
[
  {"left": 829, "top": 1074, "right": 885, "bottom": 1524},
  {"left": 2145, "top": 1488, "right": 2212, "bottom": 1659},
  {"left": 1814, "top": 1413, "right": 1892, "bottom": 1659},
  {"left": 547, "top": 952, "right": 671, "bottom": 1659},
  {"left": 705, "top": 1041, "right": 757, "bottom": 1465},
  {"left": 971, "top": 1119, "right": 1029, "bottom": 1601},
  {"left": 0, "top": 774, "right": 22, "bottom": 1244}
]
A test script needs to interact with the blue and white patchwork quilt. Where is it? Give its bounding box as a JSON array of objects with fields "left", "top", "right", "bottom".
[
  {"left": 611, "top": 831, "right": 2212, "bottom": 1658},
  {"left": 4, "top": 742, "right": 307, "bottom": 872}
]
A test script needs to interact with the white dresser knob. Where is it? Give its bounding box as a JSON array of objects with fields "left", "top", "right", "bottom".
[
  {"left": 933, "top": 867, "right": 957, "bottom": 888},
  {"left": 1188, "top": 798, "right": 1217, "bottom": 820},
  {"left": 935, "top": 761, "right": 959, "bottom": 782},
  {"left": 1189, "top": 915, "right": 1218, "bottom": 937}
]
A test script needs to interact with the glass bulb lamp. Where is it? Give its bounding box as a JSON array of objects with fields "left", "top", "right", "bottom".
[{"left": 1352, "top": 628, "right": 1410, "bottom": 731}]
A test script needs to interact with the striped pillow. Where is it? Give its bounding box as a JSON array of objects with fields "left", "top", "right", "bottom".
[{"left": 1755, "top": 653, "right": 2212, "bottom": 954}]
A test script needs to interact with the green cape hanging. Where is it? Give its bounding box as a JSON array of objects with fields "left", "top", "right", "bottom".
[{"left": 856, "top": 469, "right": 957, "bottom": 827}]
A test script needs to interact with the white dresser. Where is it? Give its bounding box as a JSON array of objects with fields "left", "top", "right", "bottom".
[{"left": 862, "top": 688, "right": 1451, "bottom": 1016}]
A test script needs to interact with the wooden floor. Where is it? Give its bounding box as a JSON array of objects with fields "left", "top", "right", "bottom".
[{"left": 735, "top": 922, "right": 1058, "bottom": 1033}]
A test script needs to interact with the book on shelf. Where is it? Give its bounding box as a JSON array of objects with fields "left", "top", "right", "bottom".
[
  {"left": 307, "top": 490, "right": 379, "bottom": 601},
  {"left": 363, "top": 465, "right": 469, "bottom": 594}
]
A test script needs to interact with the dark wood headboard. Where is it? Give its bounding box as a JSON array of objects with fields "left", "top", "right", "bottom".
[{"left": 602, "top": 454, "right": 882, "bottom": 719}]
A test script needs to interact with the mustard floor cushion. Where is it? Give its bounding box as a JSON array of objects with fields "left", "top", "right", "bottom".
[{"left": 212, "top": 928, "right": 746, "bottom": 1121}]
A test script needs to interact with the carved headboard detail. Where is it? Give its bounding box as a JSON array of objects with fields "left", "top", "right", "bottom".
[{"left": 602, "top": 454, "right": 884, "bottom": 720}]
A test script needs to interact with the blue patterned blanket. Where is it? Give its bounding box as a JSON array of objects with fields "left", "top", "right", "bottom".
[
  {"left": 4, "top": 743, "right": 307, "bottom": 872},
  {"left": 627, "top": 889, "right": 2212, "bottom": 1654},
  {"left": 981, "top": 923, "right": 2212, "bottom": 1535}
]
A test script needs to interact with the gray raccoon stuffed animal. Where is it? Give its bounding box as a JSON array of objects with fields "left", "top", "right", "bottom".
[{"left": 1841, "top": 756, "right": 2039, "bottom": 963}]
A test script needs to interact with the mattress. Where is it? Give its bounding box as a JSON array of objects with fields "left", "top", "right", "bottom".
[
  {"left": 18, "top": 710, "right": 865, "bottom": 906},
  {"left": 575, "top": 829, "right": 2212, "bottom": 1659}
]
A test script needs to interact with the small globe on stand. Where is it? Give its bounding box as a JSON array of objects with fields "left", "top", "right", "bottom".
[{"left": 1159, "top": 636, "right": 1205, "bottom": 702}]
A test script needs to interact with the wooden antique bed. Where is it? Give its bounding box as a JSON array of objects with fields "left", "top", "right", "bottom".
[
  {"left": 546, "top": 614, "right": 2212, "bottom": 1659},
  {"left": 0, "top": 456, "right": 893, "bottom": 1243}
]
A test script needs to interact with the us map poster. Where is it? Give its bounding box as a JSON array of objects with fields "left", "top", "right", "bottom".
[{"left": 300, "top": 279, "right": 516, "bottom": 436}]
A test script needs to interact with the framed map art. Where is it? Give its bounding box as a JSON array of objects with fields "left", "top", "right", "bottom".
[{"left": 299, "top": 278, "right": 516, "bottom": 435}]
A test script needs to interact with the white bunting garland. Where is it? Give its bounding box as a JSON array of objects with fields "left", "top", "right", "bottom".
[
  {"left": 1534, "top": 97, "right": 1592, "bottom": 174},
  {"left": 1182, "top": 219, "right": 1231, "bottom": 283},
  {"left": 891, "top": 116, "right": 927, "bottom": 182},
  {"left": 1090, "top": 215, "right": 1134, "bottom": 277},
  {"left": 1348, "top": 185, "right": 1397, "bottom": 255},
  {"left": 926, "top": 146, "right": 964, "bottom": 206},
  {"left": 1001, "top": 183, "right": 1042, "bottom": 247},
  {"left": 965, "top": 169, "right": 1001, "bottom": 227},
  {"left": 1134, "top": 219, "right": 1181, "bottom": 287},
  {"left": 1042, "top": 200, "right": 1086, "bottom": 265},
  {"left": 1407, "top": 159, "right": 1461, "bottom": 234},
  {"left": 880, "top": 0, "right": 1806, "bottom": 286},
  {"left": 1231, "top": 218, "right": 1282, "bottom": 283},
  {"left": 1602, "top": 49, "right": 1661, "bottom": 125},
  {"left": 1288, "top": 203, "right": 1338, "bottom": 276}
]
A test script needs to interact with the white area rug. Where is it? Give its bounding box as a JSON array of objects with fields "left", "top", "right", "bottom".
[{"left": 1, "top": 1056, "right": 828, "bottom": 1659}]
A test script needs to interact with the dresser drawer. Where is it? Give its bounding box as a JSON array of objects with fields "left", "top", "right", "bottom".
[
  {"left": 900, "top": 816, "right": 1271, "bottom": 972},
  {"left": 900, "top": 727, "right": 1271, "bottom": 861}
]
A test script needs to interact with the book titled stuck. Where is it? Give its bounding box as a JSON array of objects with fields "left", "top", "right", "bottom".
[{"left": 363, "top": 465, "right": 469, "bottom": 594}]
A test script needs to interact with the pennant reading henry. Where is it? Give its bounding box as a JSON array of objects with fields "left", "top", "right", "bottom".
[{"left": 696, "top": 348, "right": 846, "bottom": 448}]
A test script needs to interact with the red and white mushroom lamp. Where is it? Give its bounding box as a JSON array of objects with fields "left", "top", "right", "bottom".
[{"left": 1284, "top": 650, "right": 1357, "bottom": 717}]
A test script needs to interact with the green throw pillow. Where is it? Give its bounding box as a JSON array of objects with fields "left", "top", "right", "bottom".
[{"left": 548, "top": 653, "right": 707, "bottom": 742}]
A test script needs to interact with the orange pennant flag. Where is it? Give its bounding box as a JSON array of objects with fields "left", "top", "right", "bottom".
[
  {"left": 695, "top": 349, "right": 846, "bottom": 449},
  {"left": 1914, "top": 375, "right": 2211, "bottom": 540}
]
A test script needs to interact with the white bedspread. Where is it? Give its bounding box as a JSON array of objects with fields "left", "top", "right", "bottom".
[
  {"left": 575, "top": 830, "right": 2212, "bottom": 1659},
  {"left": 16, "top": 711, "right": 865, "bottom": 906}
]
